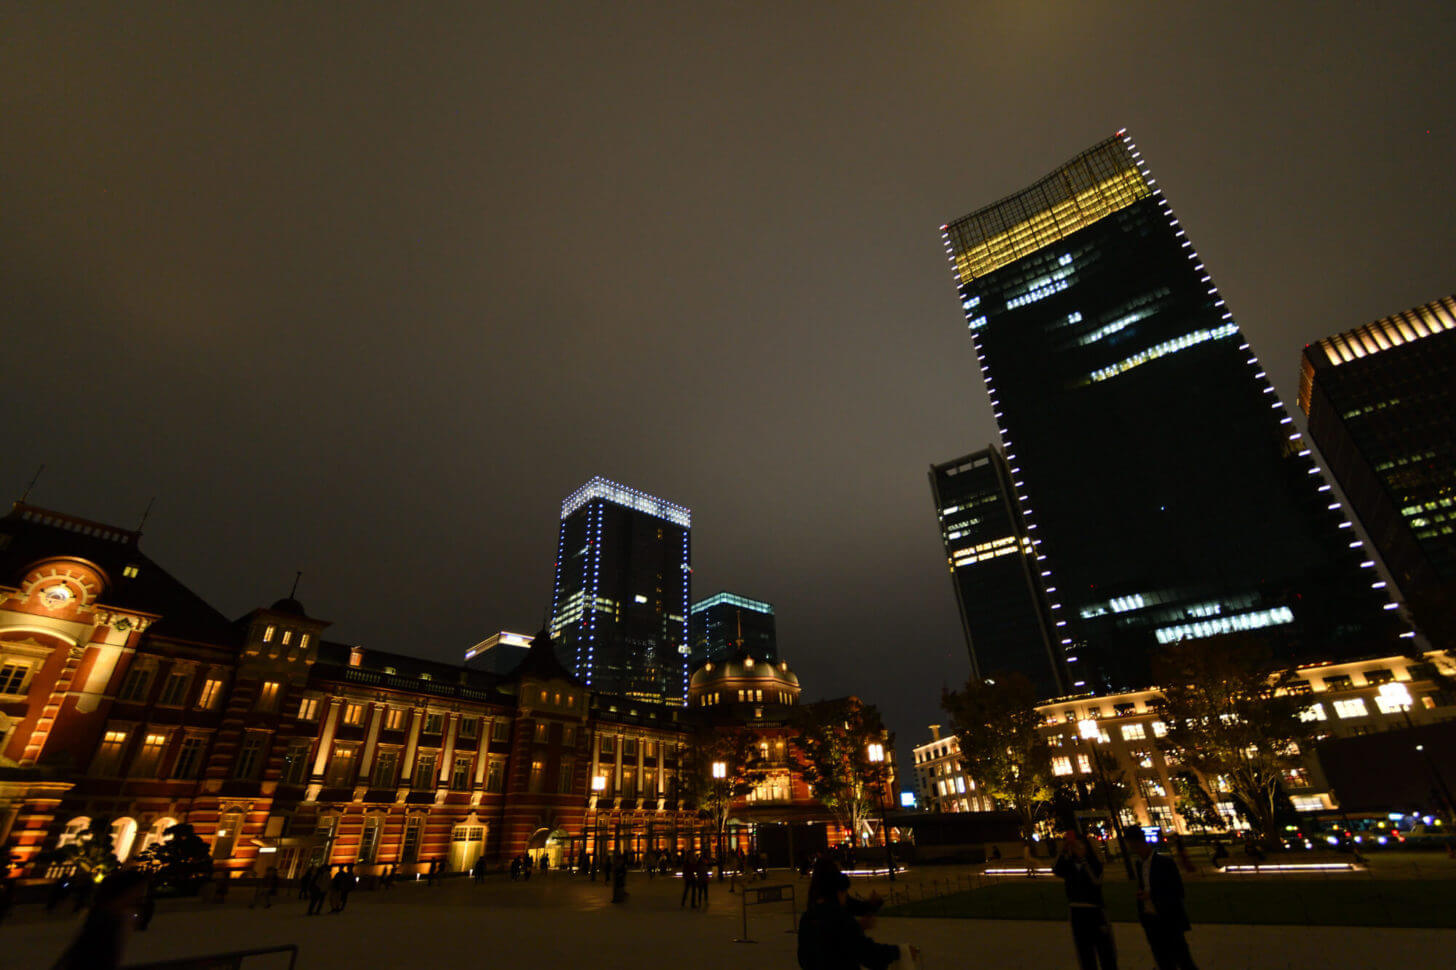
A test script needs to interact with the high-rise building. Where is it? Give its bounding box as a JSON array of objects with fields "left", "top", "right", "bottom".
[
  {"left": 689, "top": 591, "right": 777, "bottom": 667},
  {"left": 930, "top": 447, "right": 1064, "bottom": 697},
  {"left": 1298, "top": 296, "right": 1456, "bottom": 603},
  {"left": 938, "top": 132, "right": 1405, "bottom": 691},
  {"left": 548, "top": 476, "right": 692, "bottom": 705},
  {"left": 463, "top": 630, "right": 535, "bottom": 674}
]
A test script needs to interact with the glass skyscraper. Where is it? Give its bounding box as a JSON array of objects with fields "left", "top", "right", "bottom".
[
  {"left": 930, "top": 447, "right": 1064, "bottom": 697},
  {"left": 940, "top": 132, "right": 1405, "bottom": 692},
  {"left": 549, "top": 476, "right": 692, "bottom": 705},
  {"left": 689, "top": 591, "right": 777, "bottom": 668},
  {"left": 1299, "top": 296, "right": 1456, "bottom": 602}
]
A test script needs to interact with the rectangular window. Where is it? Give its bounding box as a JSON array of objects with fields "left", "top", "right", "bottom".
[
  {"left": 157, "top": 670, "right": 191, "bottom": 707},
  {"left": 93, "top": 729, "right": 129, "bottom": 775},
  {"left": 297, "top": 697, "right": 320, "bottom": 720},
  {"left": 384, "top": 708, "right": 407, "bottom": 731},
  {"left": 623, "top": 738, "right": 637, "bottom": 758},
  {"left": 372, "top": 749, "right": 399, "bottom": 788},
  {"left": 117, "top": 666, "right": 154, "bottom": 703},
  {"left": 235, "top": 734, "right": 267, "bottom": 780},
  {"left": 1333, "top": 698, "right": 1369, "bottom": 718},
  {"left": 534, "top": 722, "right": 547, "bottom": 743},
  {"left": 299, "top": 634, "right": 310, "bottom": 649},
  {"left": 1151, "top": 720, "right": 1168, "bottom": 738},
  {"left": 458, "top": 717, "right": 478, "bottom": 739},
  {"left": 1363, "top": 668, "right": 1394, "bottom": 686},
  {"left": 343, "top": 704, "right": 366, "bottom": 727},
  {"left": 358, "top": 817, "right": 382, "bottom": 864},
  {"left": 130, "top": 731, "right": 169, "bottom": 777},
  {"left": 1076, "top": 754, "right": 1091, "bottom": 773},
  {"left": 0, "top": 661, "right": 31, "bottom": 695},
  {"left": 1121, "top": 723, "right": 1147, "bottom": 741},
  {"left": 172, "top": 734, "right": 207, "bottom": 779},
  {"left": 529, "top": 759, "right": 545, "bottom": 793},
  {"left": 563, "top": 725, "right": 576, "bottom": 747},
  {"left": 600, "top": 736, "right": 615, "bottom": 755},
  {"left": 451, "top": 756, "right": 472, "bottom": 791},
  {"left": 1299, "top": 703, "right": 1328, "bottom": 722},
  {"left": 413, "top": 751, "right": 438, "bottom": 789},
  {"left": 558, "top": 762, "right": 573, "bottom": 794},
  {"left": 401, "top": 818, "right": 423, "bottom": 863},
  {"left": 282, "top": 740, "right": 312, "bottom": 785},
  {"left": 197, "top": 677, "right": 224, "bottom": 710},
  {"left": 491, "top": 718, "right": 510, "bottom": 742},
  {"left": 281, "top": 630, "right": 292, "bottom": 646},
  {"left": 256, "top": 681, "right": 282, "bottom": 712},
  {"left": 263, "top": 625, "right": 275, "bottom": 642},
  {"left": 325, "top": 744, "right": 357, "bottom": 786},
  {"left": 486, "top": 759, "right": 504, "bottom": 793},
  {"left": 1323, "top": 674, "right": 1353, "bottom": 691},
  {"left": 1051, "top": 756, "right": 1073, "bottom": 776},
  {"left": 423, "top": 713, "right": 444, "bottom": 735}
]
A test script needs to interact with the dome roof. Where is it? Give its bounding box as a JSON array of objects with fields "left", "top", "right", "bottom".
[
  {"left": 689, "top": 652, "right": 800, "bottom": 690},
  {"left": 270, "top": 597, "right": 307, "bottom": 616}
]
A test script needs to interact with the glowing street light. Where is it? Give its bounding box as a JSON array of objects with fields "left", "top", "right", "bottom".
[
  {"left": 866, "top": 741, "right": 896, "bottom": 880},
  {"left": 590, "top": 774, "right": 608, "bottom": 879}
]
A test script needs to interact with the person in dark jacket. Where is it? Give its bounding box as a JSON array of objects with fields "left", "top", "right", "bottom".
[
  {"left": 797, "top": 860, "right": 905, "bottom": 970},
  {"left": 1053, "top": 831, "right": 1117, "bottom": 969},
  {"left": 49, "top": 870, "right": 149, "bottom": 970},
  {"left": 1127, "top": 829, "right": 1196, "bottom": 970}
]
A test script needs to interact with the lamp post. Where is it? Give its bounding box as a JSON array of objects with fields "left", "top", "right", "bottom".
[
  {"left": 866, "top": 742, "right": 896, "bottom": 881},
  {"left": 1378, "top": 682, "right": 1456, "bottom": 823},
  {"left": 712, "top": 761, "right": 727, "bottom": 881},
  {"left": 590, "top": 774, "right": 607, "bottom": 880},
  {"left": 1078, "top": 719, "right": 1135, "bottom": 879}
]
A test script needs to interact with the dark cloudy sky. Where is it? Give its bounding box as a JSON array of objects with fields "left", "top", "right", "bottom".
[{"left": 4, "top": 3, "right": 1452, "bottom": 761}]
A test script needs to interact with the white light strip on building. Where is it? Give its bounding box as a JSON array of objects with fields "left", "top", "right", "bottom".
[
  {"left": 1154, "top": 606, "right": 1295, "bottom": 645},
  {"left": 691, "top": 592, "right": 773, "bottom": 615},
  {"left": 1087, "top": 323, "right": 1239, "bottom": 383},
  {"left": 560, "top": 476, "right": 691, "bottom": 528}
]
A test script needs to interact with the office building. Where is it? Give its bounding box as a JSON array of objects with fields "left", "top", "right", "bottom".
[
  {"left": 1299, "top": 296, "right": 1456, "bottom": 604},
  {"left": 930, "top": 447, "right": 1064, "bottom": 696},
  {"left": 938, "top": 132, "right": 1404, "bottom": 691},
  {"left": 689, "top": 591, "right": 777, "bottom": 667},
  {"left": 548, "top": 477, "right": 692, "bottom": 705}
]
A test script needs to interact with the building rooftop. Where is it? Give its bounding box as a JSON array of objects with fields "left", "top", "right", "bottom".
[
  {"left": 559, "top": 476, "right": 691, "bottom": 528},
  {"left": 1298, "top": 295, "right": 1456, "bottom": 411}
]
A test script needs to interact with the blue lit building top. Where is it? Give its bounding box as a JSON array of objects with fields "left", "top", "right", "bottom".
[
  {"left": 691, "top": 592, "right": 773, "bottom": 616},
  {"left": 560, "top": 476, "right": 691, "bottom": 528}
]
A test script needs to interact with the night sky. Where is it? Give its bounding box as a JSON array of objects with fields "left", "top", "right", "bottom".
[{"left": 4, "top": 3, "right": 1453, "bottom": 763}]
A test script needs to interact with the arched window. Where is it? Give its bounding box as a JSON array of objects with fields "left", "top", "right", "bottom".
[
  {"left": 111, "top": 818, "right": 138, "bottom": 862},
  {"left": 56, "top": 816, "right": 91, "bottom": 848},
  {"left": 141, "top": 817, "right": 178, "bottom": 853},
  {"left": 213, "top": 812, "right": 244, "bottom": 860}
]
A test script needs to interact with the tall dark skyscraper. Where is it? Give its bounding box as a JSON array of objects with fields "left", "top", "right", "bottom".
[
  {"left": 689, "top": 591, "right": 777, "bottom": 667},
  {"left": 930, "top": 447, "right": 1064, "bottom": 697},
  {"left": 939, "top": 132, "right": 1406, "bottom": 692},
  {"left": 549, "top": 477, "right": 692, "bottom": 705},
  {"left": 1299, "top": 296, "right": 1456, "bottom": 603}
]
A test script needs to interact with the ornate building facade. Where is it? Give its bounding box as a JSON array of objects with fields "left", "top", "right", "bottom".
[{"left": 0, "top": 503, "right": 893, "bottom": 880}]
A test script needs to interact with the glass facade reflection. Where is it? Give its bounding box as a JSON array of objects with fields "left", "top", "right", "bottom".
[
  {"left": 930, "top": 447, "right": 1064, "bottom": 697},
  {"left": 940, "top": 132, "right": 1404, "bottom": 692},
  {"left": 549, "top": 477, "right": 692, "bottom": 705},
  {"left": 689, "top": 591, "right": 777, "bottom": 668}
]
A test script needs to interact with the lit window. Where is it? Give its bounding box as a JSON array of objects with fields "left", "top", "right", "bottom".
[
  {"left": 281, "top": 630, "right": 292, "bottom": 646},
  {"left": 256, "top": 681, "right": 282, "bottom": 712},
  {"left": 122, "top": 565, "right": 140, "bottom": 578},
  {"left": 130, "top": 732, "right": 169, "bottom": 777},
  {"left": 1333, "top": 698, "right": 1369, "bottom": 719},
  {"left": 297, "top": 697, "right": 320, "bottom": 720},
  {"left": 299, "top": 634, "right": 310, "bottom": 649},
  {"left": 1052, "top": 756, "right": 1073, "bottom": 776},
  {"left": 93, "top": 729, "right": 130, "bottom": 775},
  {"left": 1121, "top": 723, "right": 1146, "bottom": 741},
  {"left": 1151, "top": 720, "right": 1167, "bottom": 738},
  {"left": 197, "top": 678, "right": 224, "bottom": 710},
  {"left": 343, "top": 704, "right": 366, "bottom": 726},
  {"left": 384, "top": 707, "right": 407, "bottom": 731},
  {"left": 1299, "top": 704, "right": 1327, "bottom": 722},
  {"left": 263, "top": 625, "right": 275, "bottom": 642}
]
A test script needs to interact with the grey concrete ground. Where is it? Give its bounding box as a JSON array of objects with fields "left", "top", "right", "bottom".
[{"left": 3, "top": 868, "right": 1452, "bottom": 969}]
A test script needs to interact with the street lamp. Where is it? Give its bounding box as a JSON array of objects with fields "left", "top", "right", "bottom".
[
  {"left": 591, "top": 774, "right": 607, "bottom": 880},
  {"left": 866, "top": 742, "right": 896, "bottom": 881},
  {"left": 712, "top": 761, "right": 727, "bottom": 881},
  {"left": 1078, "top": 719, "right": 1134, "bottom": 879},
  {"left": 1377, "top": 682, "right": 1455, "bottom": 822}
]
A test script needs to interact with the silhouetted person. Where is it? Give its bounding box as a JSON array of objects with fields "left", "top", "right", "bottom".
[
  {"left": 307, "top": 865, "right": 330, "bottom": 915},
  {"left": 1054, "top": 831, "right": 1117, "bottom": 970},
  {"left": 680, "top": 853, "right": 698, "bottom": 908},
  {"left": 250, "top": 866, "right": 280, "bottom": 909},
  {"left": 338, "top": 864, "right": 356, "bottom": 911},
  {"left": 797, "top": 860, "right": 905, "bottom": 970},
  {"left": 298, "top": 865, "right": 315, "bottom": 899},
  {"left": 1128, "top": 828, "right": 1197, "bottom": 970},
  {"left": 611, "top": 855, "right": 628, "bottom": 903},
  {"left": 50, "top": 870, "right": 149, "bottom": 970}
]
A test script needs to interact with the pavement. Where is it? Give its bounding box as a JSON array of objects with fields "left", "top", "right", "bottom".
[{"left": 4, "top": 867, "right": 1453, "bottom": 969}]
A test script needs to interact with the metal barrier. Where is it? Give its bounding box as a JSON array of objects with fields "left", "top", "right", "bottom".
[
  {"left": 734, "top": 882, "right": 797, "bottom": 944},
  {"left": 122, "top": 944, "right": 299, "bottom": 970}
]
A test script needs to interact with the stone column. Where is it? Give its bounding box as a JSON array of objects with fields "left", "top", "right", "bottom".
[{"left": 311, "top": 699, "right": 343, "bottom": 779}]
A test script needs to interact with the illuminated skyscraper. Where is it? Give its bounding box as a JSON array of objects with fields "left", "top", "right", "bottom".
[
  {"left": 689, "top": 591, "right": 777, "bottom": 668},
  {"left": 548, "top": 477, "right": 692, "bottom": 705},
  {"left": 930, "top": 447, "right": 1064, "bottom": 697},
  {"left": 1299, "top": 296, "right": 1456, "bottom": 603},
  {"left": 939, "top": 132, "right": 1405, "bottom": 691}
]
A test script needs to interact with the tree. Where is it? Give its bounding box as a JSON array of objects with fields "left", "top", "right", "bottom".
[
  {"left": 682, "top": 727, "right": 766, "bottom": 867},
  {"left": 792, "top": 697, "right": 891, "bottom": 846},
  {"left": 38, "top": 817, "right": 119, "bottom": 883},
  {"left": 1152, "top": 634, "right": 1316, "bottom": 847},
  {"left": 941, "top": 673, "right": 1054, "bottom": 843},
  {"left": 1171, "top": 771, "right": 1226, "bottom": 833},
  {"left": 132, "top": 823, "right": 212, "bottom": 893}
]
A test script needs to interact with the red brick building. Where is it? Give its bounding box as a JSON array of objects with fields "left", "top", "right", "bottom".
[{"left": 0, "top": 503, "right": 894, "bottom": 880}]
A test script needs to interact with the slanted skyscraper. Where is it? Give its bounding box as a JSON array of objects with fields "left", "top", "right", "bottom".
[
  {"left": 930, "top": 447, "right": 1064, "bottom": 697},
  {"left": 689, "top": 591, "right": 777, "bottom": 668},
  {"left": 939, "top": 132, "right": 1404, "bottom": 691},
  {"left": 549, "top": 477, "right": 692, "bottom": 705},
  {"left": 1299, "top": 296, "right": 1456, "bottom": 603}
]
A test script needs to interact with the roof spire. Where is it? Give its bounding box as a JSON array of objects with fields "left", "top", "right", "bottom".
[
  {"left": 290, "top": 571, "right": 303, "bottom": 599},
  {"left": 18, "top": 464, "right": 43, "bottom": 503}
]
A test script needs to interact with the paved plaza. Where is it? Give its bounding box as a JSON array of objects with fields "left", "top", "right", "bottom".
[{"left": 5, "top": 868, "right": 1453, "bottom": 969}]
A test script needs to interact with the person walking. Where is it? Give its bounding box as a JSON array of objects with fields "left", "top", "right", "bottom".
[
  {"left": 797, "top": 860, "right": 906, "bottom": 970},
  {"left": 1053, "top": 831, "right": 1117, "bottom": 970},
  {"left": 338, "top": 864, "right": 357, "bottom": 912},
  {"left": 680, "top": 852, "right": 698, "bottom": 908},
  {"left": 298, "top": 865, "right": 315, "bottom": 900},
  {"left": 306, "top": 864, "right": 330, "bottom": 915},
  {"left": 249, "top": 866, "right": 280, "bottom": 909},
  {"left": 695, "top": 853, "right": 711, "bottom": 910},
  {"left": 328, "top": 867, "right": 347, "bottom": 913},
  {"left": 1127, "top": 829, "right": 1197, "bottom": 970}
]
